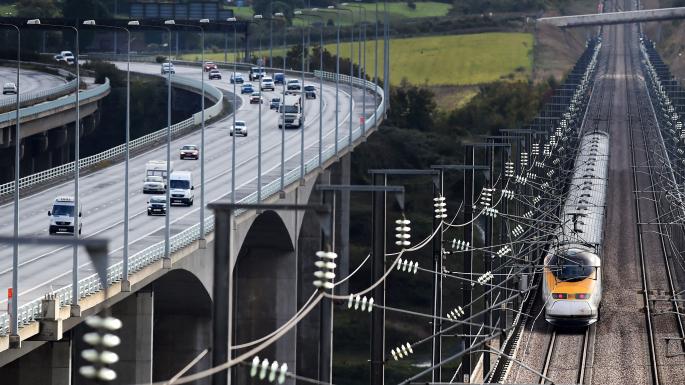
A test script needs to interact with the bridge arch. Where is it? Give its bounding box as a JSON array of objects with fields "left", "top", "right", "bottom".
[
  {"left": 233, "top": 209, "right": 298, "bottom": 385},
  {"left": 152, "top": 269, "right": 212, "bottom": 383}
]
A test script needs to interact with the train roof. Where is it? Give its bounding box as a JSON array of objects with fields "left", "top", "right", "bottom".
[{"left": 557, "top": 131, "right": 609, "bottom": 247}]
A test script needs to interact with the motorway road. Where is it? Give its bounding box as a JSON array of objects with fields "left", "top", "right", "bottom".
[
  {"left": 0, "top": 66, "right": 66, "bottom": 104},
  {"left": 0, "top": 61, "right": 376, "bottom": 311}
]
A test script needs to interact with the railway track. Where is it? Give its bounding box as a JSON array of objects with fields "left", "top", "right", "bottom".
[
  {"left": 628, "top": 14, "right": 685, "bottom": 383},
  {"left": 539, "top": 327, "right": 592, "bottom": 385}
]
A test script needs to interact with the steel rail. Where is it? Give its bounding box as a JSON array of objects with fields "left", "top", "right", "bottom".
[
  {"left": 632, "top": 29, "right": 685, "bottom": 368},
  {"left": 628, "top": 33, "right": 661, "bottom": 385}
]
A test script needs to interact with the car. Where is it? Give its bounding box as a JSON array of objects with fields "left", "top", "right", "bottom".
[
  {"left": 204, "top": 61, "right": 218, "bottom": 72},
  {"left": 250, "top": 92, "right": 264, "bottom": 104},
  {"left": 230, "top": 120, "right": 248, "bottom": 137},
  {"left": 260, "top": 77, "right": 275, "bottom": 91},
  {"left": 59, "top": 51, "right": 75, "bottom": 64},
  {"left": 53, "top": 54, "right": 66, "bottom": 63},
  {"left": 2, "top": 82, "right": 17, "bottom": 95},
  {"left": 274, "top": 72, "right": 285, "bottom": 85},
  {"left": 60, "top": 50, "right": 74, "bottom": 61},
  {"left": 147, "top": 195, "right": 167, "bottom": 216},
  {"left": 230, "top": 73, "right": 245, "bottom": 84},
  {"left": 286, "top": 79, "right": 302, "bottom": 94},
  {"left": 143, "top": 175, "right": 166, "bottom": 194},
  {"left": 179, "top": 144, "right": 199, "bottom": 160},
  {"left": 270, "top": 97, "right": 281, "bottom": 110},
  {"left": 304, "top": 85, "right": 317, "bottom": 99},
  {"left": 48, "top": 196, "right": 82, "bottom": 235},
  {"left": 241, "top": 84, "right": 254, "bottom": 94},
  {"left": 161, "top": 62, "right": 175, "bottom": 75},
  {"left": 208, "top": 69, "right": 222, "bottom": 80}
]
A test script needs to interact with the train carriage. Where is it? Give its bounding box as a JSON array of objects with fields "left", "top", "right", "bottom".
[{"left": 543, "top": 131, "right": 609, "bottom": 326}]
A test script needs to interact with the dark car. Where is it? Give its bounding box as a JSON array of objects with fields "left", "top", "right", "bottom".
[
  {"left": 179, "top": 144, "right": 199, "bottom": 160},
  {"left": 147, "top": 196, "right": 167, "bottom": 216},
  {"left": 274, "top": 72, "right": 285, "bottom": 85},
  {"left": 241, "top": 84, "right": 254, "bottom": 94},
  {"left": 304, "top": 85, "right": 316, "bottom": 99},
  {"left": 270, "top": 97, "right": 281, "bottom": 110}
]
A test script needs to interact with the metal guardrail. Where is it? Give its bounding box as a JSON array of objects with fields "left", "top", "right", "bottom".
[
  {"left": 0, "top": 68, "right": 383, "bottom": 337},
  {"left": 0, "top": 76, "right": 221, "bottom": 197},
  {"left": 0, "top": 78, "right": 78, "bottom": 114},
  {"left": 0, "top": 79, "right": 108, "bottom": 128}
]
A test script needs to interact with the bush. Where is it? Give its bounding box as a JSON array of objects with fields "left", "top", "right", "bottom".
[
  {"left": 155, "top": 55, "right": 167, "bottom": 64},
  {"left": 82, "top": 60, "right": 124, "bottom": 87}
]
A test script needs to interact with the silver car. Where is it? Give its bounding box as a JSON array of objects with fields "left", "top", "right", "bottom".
[
  {"left": 143, "top": 175, "right": 165, "bottom": 193},
  {"left": 230, "top": 120, "right": 248, "bottom": 137}
]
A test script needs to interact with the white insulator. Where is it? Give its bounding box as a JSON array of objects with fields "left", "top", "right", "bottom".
[
  {"left": 360, "top": 296, "right": 368, "bottom": 311},
  {"left": 259, "top": 358, "right": 270, "bottom": 380},
  {"left": 268, "top": 361, "right": 280, "bottom": 382},
  {"left": 278, "top": 363, "right": 288, "bottom": 384},
  {"left": 391, "top": 348, "right": 398, "bottom": 360},
  {"left": 250, "top": 356, "right": 261, "bottom": 377}
]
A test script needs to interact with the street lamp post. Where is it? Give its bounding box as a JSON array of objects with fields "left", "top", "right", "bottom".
[
  {"left": 26, "top": 19, "right": 82, "bottom": 316},
  {"left": 299, "top": 12, "right": 324, "bottom": 168},
  {"left": 227, "top": 18, "right": 239, "bottom": 203},
  {"left": 1, "top": 21, "right": 20, "bottom": 348},
  {"left": 253, "top": 14, "right": 267, "bottom": 202},
  {"left": 274, "top": 12, "right": 287, "bottom": 194},
  {"left": 293, "top": 12, "right": 308, "bottom": 182},
  {"left": 339, "top": 4, "right": 358, "bottom": 145},
  {"left": 313, "top": 6, "right": 343, "bottom": 156},
  {"left": 342, "top": 2, "right": 368, "bottom": 134},
  {"left": 82, "top": 19, "right": 133, "bottom": 289},
  {"left": 129, "top": 20, "right": 173, "bottom": 262},
  {"left": 163, "top": 19, "right": 210, "bottom": 247}
]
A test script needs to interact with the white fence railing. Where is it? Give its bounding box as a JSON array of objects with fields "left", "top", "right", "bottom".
[
  {"left": 0, "top": 68, "right": 383, "bottom": 337},
  {"left": 0, "top": 78, "right": 78, "bottom": 116},
  {"left": 0, "top": 76, "right": 221, "bottom": 197}
]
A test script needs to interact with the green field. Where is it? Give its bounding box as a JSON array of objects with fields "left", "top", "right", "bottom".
[
  {"left": 0, "top": 4, "right": 16, "bottom": 16},
  {"left": 185, "top": 33, "right": 533, "bottom": 86},
  {"left": 325, "top": 33, "right": 533, "bottom": 86},
  {"left": 226, "top": 2, "right": 450, "bottom": 23}
]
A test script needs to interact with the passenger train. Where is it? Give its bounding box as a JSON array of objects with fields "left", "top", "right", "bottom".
[{"left": 542, "top": 131, "right": 609, "bottom": 326}]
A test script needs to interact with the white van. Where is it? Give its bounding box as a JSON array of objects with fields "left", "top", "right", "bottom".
[
  {"left": 48, "top": 196, "right": 82, "bottom": 235},
  {"left": 169, "top": 171, "right": 194, "bottom": 206}
]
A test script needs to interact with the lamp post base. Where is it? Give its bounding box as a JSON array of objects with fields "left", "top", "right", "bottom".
[
  {"left": 9, "top": 334, "right": 20, "bottom": 348},
  {"left": 121, "top": 279, "right": 131, "bottom": 292},
  {"left": 70, "top": 304, "right": 81, "bottom": 318}
]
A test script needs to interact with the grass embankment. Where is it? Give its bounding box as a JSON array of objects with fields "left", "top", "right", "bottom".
[
  {"left": 183, "top": 32, "right": 533, "bottom": 87},
  {"left": 226, "top": 2, "right": 450, "bottom": 23},
  {"left": 0, "top": 3, "right": 16, "bottom": 16}
]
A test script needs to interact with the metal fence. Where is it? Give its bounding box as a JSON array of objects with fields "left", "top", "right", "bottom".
[
  {"left": 0, "top": 68, "right": 383, "bottom": 337},
  {"left": 0, "top": 78, "right": 78, "bottom": 114},
  {"left": 0, "top": 76, "right": 221, "bottom": 197}
]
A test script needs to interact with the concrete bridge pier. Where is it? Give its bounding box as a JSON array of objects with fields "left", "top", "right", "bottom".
[
  {"left": 152, "top": 269, "right": 212, "bottom": 384},
  {"left": 0, "top": 339, "right": 71, "bottom": 384},
  {"left": 296, "top": 153, "right": 351, "bottom": 383},
  {"left": 233, "top": 210, "right": 298, "bottom": 385},
  {"left": 27, "top": 133, "right": 49, "bottom": 174}
]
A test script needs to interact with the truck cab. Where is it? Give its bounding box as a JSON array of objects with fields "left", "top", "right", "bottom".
[{"left": 278, "top": 96, "right": 303, "bottom": 129}]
